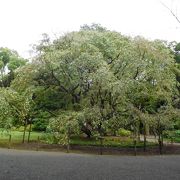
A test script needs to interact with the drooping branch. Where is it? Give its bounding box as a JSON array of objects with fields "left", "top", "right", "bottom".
[{"left": 160, "top": 1, "right": 180, "bottom": 24}]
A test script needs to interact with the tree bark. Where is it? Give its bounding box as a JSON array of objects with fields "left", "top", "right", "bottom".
[
  {"left": 22, "top": 120, "right": 27, "bottom": 143},
  {"left": 158, "top": 133, "right": 162, "bottom": 155},
  {"left": 143, "top": 123, "right": 147, "bottom": 152},
  {"left": 133, "top": 123, "right": 137, "bottom": 156},
  {"left": 137, "top": 121, "right": 140, "bottom": 142},
  {"left": 157, "top": 119, "right": 163, "bottom": 155},
  {"left": 28, "top": 120, "right": 32, "bottom": 143},
  {"left": 66, "top": 125, "right": 70, "bottom": 153}
]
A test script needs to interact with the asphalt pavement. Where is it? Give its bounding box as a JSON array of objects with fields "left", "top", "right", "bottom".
[{"left": 0, "top": 148, "right": 180, "bottom": 180}]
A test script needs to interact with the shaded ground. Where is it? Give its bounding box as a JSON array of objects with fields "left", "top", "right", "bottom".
[
  {"left": 0, "top": 148, "right": 180, "bottom": 180},
  {"left": 1, "top": 132, "right": 180, "bottom": 155},
  {"left": 2, "top": 141, "right": 180, "bottom": 156}
]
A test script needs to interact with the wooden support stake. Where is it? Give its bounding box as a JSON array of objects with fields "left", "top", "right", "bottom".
[
  {"left": 8, "top": 134, "right": 12, "bottom": 149},
  {"left": 99, "top": 137, "right": 103, "bottom": 155},
  {"left": 37, "top": 136, "right": 40, "bottom": 151},
  {"left": 134, "top": 139, "right": 137, "bottom": 156}
]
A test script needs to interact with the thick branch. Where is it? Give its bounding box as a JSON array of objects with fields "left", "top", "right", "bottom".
[
  {"left": 108, "top": 53, "right": 121, "bottom": 65},
  {"left": 133, "top": 67, "right": 140, "bottom": 80},
  {"left": 71, "top": 83, "right": 79, "bottom": 93},
  {"left": 51, "top": 69, "right": 68, "bottom": 93}
]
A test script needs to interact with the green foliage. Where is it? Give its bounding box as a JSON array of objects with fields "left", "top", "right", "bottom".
[
  {"left": 164, "top": 130, "right": 180, "bottom": 143},
  {"left": 0, "top": 87, "right": 34, "bottom": 130},
  {"left": 0, "top": 130, "right": 42, "bottom": 142},
  {"left": 47, "top": 111, "right": 80, "bottom": 144},
  {"left": 117, "top": 128, "right": 131, "bottom": 137},
  {"left": 0, "top": 25, "right": 179, "bottom": 145},
  {"left": 15, "top": 125, "right": 33, "bottom": 132},
  {"left": 32, "top": 111, "right": 50, "bottom": 131},
  {"left": 80, "top": 23, "right": 107, "bottom": 31},
  {"left": 0, "top": 88, "right": 18, "bottom": 129},
  {"left": 175, "top": 130, "right": 180, "bottom": 137},
  {"left": 174, "top": 43, "right": 180, "bottom": 63},
  {"left": 0, "top": 47, "right": 27, "bottom": 87}
]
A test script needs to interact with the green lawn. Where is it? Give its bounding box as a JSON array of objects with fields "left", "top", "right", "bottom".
[
  {"left": 0, "top": 130, "right": 156, "bottom": 148},
  {"left": 165, "top": 137, "right": 180, "bottom": 143},
  {"left": 0, "top": 130, "right": 43, "bottom": 142},
  {"left": 164, "top": 130, "right": 180, "bottom": 143},
  {"left": 173, "top": 137, "right": 180, "bottom": 143},
  {"left": 70, "top": 136, "right": 156, "bottom": 148}
]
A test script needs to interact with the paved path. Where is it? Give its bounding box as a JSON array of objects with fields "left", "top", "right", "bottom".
[{"left": 0, "top": 148, "right": 180, "bottom": 180}]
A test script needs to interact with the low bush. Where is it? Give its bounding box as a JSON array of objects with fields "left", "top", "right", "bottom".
[
  {"left": 32, "top": 119, "right": 48, "bottom": 131},
  {"left": 175, "top": 130, "right": 180, "bottom": 137},
  {"left": 117, "top": 128, "right": 131, "bottom": 137}
]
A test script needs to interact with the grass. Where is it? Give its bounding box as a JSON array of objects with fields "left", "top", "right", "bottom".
[
  {"left": 172, "top": 137, "right": 180, "bottom": 143},
  {"left": 165, "top": 137, "right": 180, "bottom": 143},
  {"left": 0, "top": 130, "right": 43, "bottom": 143},
  {"left": 173, "top": 137, "right": 180, "bottom": 143},
  {"left": 0, "top": 129, "right": 158, "bottom": 148},
  {"left": 70, "top": 136, "right": 156, "bottom": 148},
  {"left": 163, "top": 130, "right": 180, "bottom": 143}
]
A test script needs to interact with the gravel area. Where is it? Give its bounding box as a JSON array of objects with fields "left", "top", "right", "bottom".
[{"left": 0, "top": 148, "right": 180, "bottom": 180}]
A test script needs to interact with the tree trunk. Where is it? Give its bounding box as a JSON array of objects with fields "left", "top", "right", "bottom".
[
  {"left": 137, "top": 121, "right": 140, "bottom": 142},
  {"left": 161, "top": 132, "right": 164, "bottom": 147},
  {"left": 81, "top": 125, "right": 92, "bottom": 138},
  {"left": 28, "top": 120, "right": 32, "bottom": 143},
  {"left": 134, "top": 139, "right": 137, "bottom": 156},
  {"left": 22, "top": 121, "right": 27, "bottom": 143},
  {"left": 113, "top": 130, "right": 116, "bottom": 136},
  {"left": 143, "top": 124, "right": 146, "bottom": 152},
  {"left": 8, "top": 134, "right": 12, "bottom": 149},
  {"left": 158, "top": 132, "right": 162, "bottom": 155},
  {"left": 133, "top": 123, "right": 137, "bottom": 156},
  {"left": 157, "top": 119, "right": 163, "bottom": 155},
  {"left": 99, "top": 137, "right": 103, "bottom": 155},
  {"left": 66, "top": 126, "right": 70, "bottom": 153}
]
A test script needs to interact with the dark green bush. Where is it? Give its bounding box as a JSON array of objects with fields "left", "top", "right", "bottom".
[
  {"left": 32, "top": 118, "right": 48, "bottom": 131},
  {"left": 32, "top": 111, "right": 50, "bottom": 131}
]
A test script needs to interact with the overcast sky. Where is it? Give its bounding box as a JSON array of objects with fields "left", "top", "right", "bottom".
[{"left": 0, "top": 0, "right": 179, "bottom": 58}]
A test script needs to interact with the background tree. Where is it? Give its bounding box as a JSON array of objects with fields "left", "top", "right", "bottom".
[{"left": 0, "top": 47, "right": 27, "bottom": 87}]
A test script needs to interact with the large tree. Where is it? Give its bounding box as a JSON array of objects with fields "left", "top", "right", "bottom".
[{"left": 6, "top": 24, "right": 178, "bottom": 141}]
